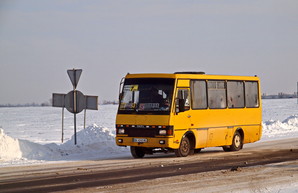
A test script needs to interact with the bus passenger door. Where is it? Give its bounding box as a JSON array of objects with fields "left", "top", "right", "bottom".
[{"left": 174, "top": 89, "right": 192, "bottom": 131}]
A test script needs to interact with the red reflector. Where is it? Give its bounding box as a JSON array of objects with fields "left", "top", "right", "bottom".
[{"left": 167, "top": 130, "right": 173, "bottom": 135}]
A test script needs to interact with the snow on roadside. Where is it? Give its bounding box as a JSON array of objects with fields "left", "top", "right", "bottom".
[
  {"left": 0, "top": 129, "right": 22, "bottom": 160},
  {"left": 262, "top": 115, "right": 298, "bottom": 140},
  {"left": 0, "top": 124, "right": 129, "bottom": 166}
]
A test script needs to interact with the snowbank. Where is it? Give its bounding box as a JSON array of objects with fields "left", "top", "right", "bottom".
[
  {"left": 262, "top": 115, "right": 298, "bottom": 140},
  {"left": 0, "top": 128, "right": 22, "bottom": 160},
  {"left": 0, "top": 125, "right": 129, "bottom": 164}
]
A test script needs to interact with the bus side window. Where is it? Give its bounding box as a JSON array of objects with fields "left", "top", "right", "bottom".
[
  {"left": 245, "top": 81, "right": 259, "bottom": 107},
  {"left": 227, "top": 81, "right": 245, "bottom": 108},
  {"left": 191, "top": 80, "right": 207, "bottom": 109},
  {"left": 208, "top": 80, "right": 227, "bottom": 109},
  {"left": 177, "top": 89, "right": 190, "bottom": 111}
]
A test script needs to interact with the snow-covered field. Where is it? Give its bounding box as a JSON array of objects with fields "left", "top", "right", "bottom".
[{"left": 1, "top": 99, "right": 298, "bottom": 167}]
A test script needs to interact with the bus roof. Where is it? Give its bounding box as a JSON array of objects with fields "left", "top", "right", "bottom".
[{"left": 124, "top": 72, "right": 260, "bottom": 81}]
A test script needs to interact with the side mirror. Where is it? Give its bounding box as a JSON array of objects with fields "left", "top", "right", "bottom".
[
  {"left": 175, "top": 98, "right": 185, "bottom": 113},
  {"left": 119, "top": 93, "right": 123, "bottom": 102}
]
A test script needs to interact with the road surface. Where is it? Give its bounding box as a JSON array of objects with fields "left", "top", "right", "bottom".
[{"left": 1, "top": 138, "right": 298, "bottom": 193}]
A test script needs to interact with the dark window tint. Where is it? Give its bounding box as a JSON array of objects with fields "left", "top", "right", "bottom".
[{"left": 177, "top": 89, "right": 190, "bottom": 110}]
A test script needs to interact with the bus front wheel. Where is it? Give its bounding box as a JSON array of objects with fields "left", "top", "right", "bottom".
[
  {"left": 130, "top": 146, "right": 145, "bottom": 158},
  {"left": 175, "top": 136, "right": 191, "bottom": 157}
]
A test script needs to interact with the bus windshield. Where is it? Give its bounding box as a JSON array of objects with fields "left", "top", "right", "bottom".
[{"left": 118, "top": 78, "right": 175, "bottom": 114}]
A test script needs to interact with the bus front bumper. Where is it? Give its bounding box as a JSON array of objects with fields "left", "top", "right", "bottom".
[{"left": 116, "top": 136, "right": 179, "bottom": 149}]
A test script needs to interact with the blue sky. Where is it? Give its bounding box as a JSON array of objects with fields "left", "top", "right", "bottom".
[{"left": 0, "top": 0, "right": 297, "bottom": 104}]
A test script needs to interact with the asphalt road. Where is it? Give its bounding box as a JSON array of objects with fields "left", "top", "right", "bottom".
[{"left": 1, "top": 138, "right": 298, "bottom": 193}]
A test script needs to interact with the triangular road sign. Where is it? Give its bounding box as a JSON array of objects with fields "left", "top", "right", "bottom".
[{"left": 67, "top": 69, "right": 82, "bottom": 89}]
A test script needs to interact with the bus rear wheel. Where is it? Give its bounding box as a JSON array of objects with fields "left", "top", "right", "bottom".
[
  {"left": 130, "top": 146, "right": 145, "bottom": 158},
  {"left": 223, "top": 131, "right": 243, "bottom": 152},
  {"left": 175, "top": 136, "right": 191, "bottom": 157}
]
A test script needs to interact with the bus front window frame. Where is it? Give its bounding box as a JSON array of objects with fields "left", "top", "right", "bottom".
[{"left": 118, "top": 78, "right": 175, "bottom": 115}]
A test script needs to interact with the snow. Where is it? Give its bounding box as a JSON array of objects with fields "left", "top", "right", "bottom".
[
  {"left": 261, "top": 99, "right": 298, "bottom": 141},
  {"left": 0, "top": 99, "right": 298, "bottom": 166},
  {"left": 262, "top": 115, "right": 298, "bottom": 140},
  {"left": 0, "top": 124, "right": 129, "bottom": 166},
  {"left": 0, "top": 105, "right": 130, "bottom": 166},
  {"left": 0, "top": 129, "right": 22, "bottom": 160}
]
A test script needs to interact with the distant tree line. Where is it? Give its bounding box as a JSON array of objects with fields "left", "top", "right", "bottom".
[
  {"left": 0, "top": 98, "right": 52, "bottom": 107},
  {"left": 0, "top": 99, "right": 119, "bottom": 108},
  {"left": 262, "top": 92, "right": 298, "bottom": 99},
  {"left": 101, "top": 100, "right": 119, "bottom": 105},
  {"left": 0, "top": 102, "right": 51, "bottom": 108}
]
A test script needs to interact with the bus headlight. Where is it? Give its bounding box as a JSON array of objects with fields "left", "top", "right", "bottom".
[
  {"left": 159, "top": 129, "right": 167, "bottom": 135},
  {"left": 118, "top": 128, "right": 125, "bottom": 134}
]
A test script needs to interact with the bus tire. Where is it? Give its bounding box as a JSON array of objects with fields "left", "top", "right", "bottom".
[
  {"left": 130, "top": 146, "right": 145, "bottom": 158},
  {"left": 222, "top": 146, "right": 231, "bottom": 152},
  {"left": 230, "top": 131, "right": 243, "bottom": 151},
  {"left": 175, "top": 136, "right": 190, "bottom": 157},
  {"left": 222, "top": 131, "right": 243, "bottom": 152}
]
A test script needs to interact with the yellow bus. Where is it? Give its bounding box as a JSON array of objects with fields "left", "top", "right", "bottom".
[{"left": 115, "top": 72, "right": 262, "bottom": 158}]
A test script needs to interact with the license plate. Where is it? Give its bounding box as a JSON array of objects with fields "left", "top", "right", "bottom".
[{"left": 133, "top": 138, "right": 148, "bottom": 143}]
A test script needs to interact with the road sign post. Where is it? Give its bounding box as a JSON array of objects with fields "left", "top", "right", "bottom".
[
  {"left": 68, "top": 69, "right": 81, "bottom": 145},
  {"left": 52, "top": 69, "right": 98, "bottom": 145}
]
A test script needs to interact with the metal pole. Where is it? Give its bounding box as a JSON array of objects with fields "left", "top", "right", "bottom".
[
  {"left": 74, "top": 92, "right": 77, "bottom": 145},
  {"left": 84, "top": 109, "right": 86, "bottom": 129},
  {"left": 74, "top": 113, "right": 77, "bottom": 145},
  {"left": 62, "top": 107, "right": 64, "bottom": 143},
  {"left": 73, "top": 70, "right": 77, "bottom": 145}
]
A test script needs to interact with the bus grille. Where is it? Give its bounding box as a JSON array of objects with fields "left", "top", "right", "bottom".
[{"left": 126, "top": 128, "right": 158, "bottom": 137}]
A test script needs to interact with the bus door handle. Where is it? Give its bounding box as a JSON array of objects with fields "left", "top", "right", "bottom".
[{"left": 187, "top": 115, "right": 191, "bottom": 118}]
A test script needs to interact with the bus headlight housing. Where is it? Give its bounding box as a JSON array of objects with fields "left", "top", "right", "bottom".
[
  {"left": 118, "top": 128, "right": 125, "bottom": 134},
  {"left": 159, "top": 129, "right": 167, "bottom": 135}
]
